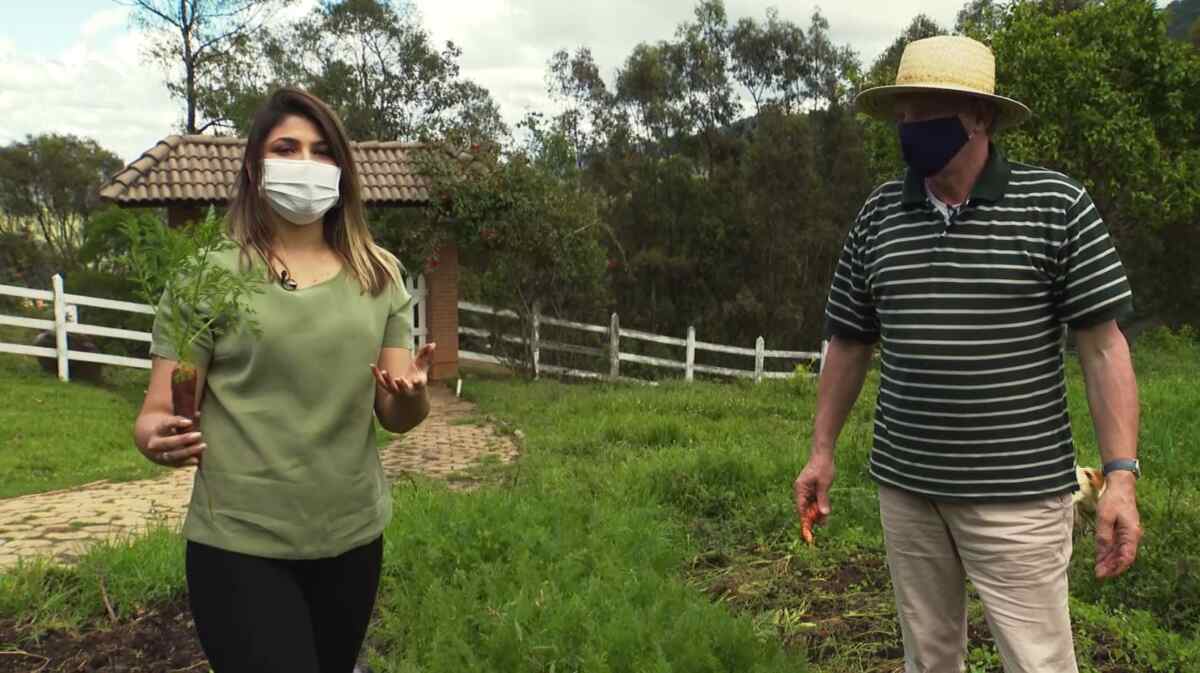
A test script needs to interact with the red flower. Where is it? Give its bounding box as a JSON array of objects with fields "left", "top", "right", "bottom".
[
  {"left": 480, "top": 227, "right": 498, "bottom": 241},
  {"left": 470, "top": 143, "right": 481, "bottom": 153},
  {"left": 425, "top": 256, "right": 441, "bottom": 271},
  {"left": 607, "top": 259, "right": 620, "bottom": 270}
]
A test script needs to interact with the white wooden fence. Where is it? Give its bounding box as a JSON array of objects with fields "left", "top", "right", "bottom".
[
  {"left": 458, "top": 301, "right": 824, "bottom": 382},
  {"left": 0, "top": 274, "right": 428, "bottom": 382}
]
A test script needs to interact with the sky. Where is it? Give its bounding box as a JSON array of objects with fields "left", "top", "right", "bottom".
[{"left": 0, "top": 0, "right": 1171, "bottom": 164}]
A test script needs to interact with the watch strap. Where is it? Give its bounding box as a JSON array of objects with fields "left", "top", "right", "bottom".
[{"left": 1102, "top": 458, "right": 1140, "bottom": 479}]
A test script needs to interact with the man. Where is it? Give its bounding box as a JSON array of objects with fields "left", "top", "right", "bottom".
[{"left": 793, "top": 36, "right": 1142, "bottom": 673}]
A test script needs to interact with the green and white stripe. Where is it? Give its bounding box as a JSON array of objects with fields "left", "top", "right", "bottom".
[{"left": 824, "top": 148, "right": 1133, "bottom": 502}]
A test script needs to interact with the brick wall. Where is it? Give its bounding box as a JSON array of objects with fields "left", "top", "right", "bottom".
[{"left": 425, "top": 243, "right": 460, "bottom": 380}]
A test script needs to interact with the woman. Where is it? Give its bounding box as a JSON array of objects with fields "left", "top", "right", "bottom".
[{"left": 133, "top": 87, "right": 435, "bottom": 673}]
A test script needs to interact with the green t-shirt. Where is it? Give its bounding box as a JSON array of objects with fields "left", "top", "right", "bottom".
[{"left": 150, "top": 247, "right": 413, "bottom": 559}]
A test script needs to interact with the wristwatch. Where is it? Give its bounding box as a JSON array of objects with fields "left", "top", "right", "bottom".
[{"left": 1102, "top": 458, "right": 1141, "bottom": 480}]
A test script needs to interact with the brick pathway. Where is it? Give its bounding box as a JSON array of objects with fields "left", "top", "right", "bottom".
[{"left": 0, "top": 387, "right": 518, "bottom": 569}]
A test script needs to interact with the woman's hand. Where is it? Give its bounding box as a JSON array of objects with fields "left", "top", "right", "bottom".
[
  {"left": 140, "top": 412, "right": 205, "bottom": 468},
  {"left": 371, "top": 343, "right": 437, "bottom": 398}
]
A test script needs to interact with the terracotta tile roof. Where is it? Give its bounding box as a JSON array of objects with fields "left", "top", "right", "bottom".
[{"left": 100, "top": 135, "right": 434, "bottom": 206}]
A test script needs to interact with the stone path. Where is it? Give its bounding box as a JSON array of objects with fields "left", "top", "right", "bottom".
[{"left": 0, "top": 387, "right": 518, "bottom": 570}]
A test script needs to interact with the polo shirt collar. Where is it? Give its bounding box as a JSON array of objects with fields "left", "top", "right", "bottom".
[{"left": 901, "top": 143, "right": 1012, "bottom": 206}]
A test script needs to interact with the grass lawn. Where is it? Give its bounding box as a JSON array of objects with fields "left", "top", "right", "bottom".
[
  {"left": 0, "top": 336, "right": 396, "bottom": 499},
  {"left": 1, "top": 328, "right": 1198, "bottom": 672},
  {"left": 0, "top": 351, "right": 168, "bottom": 499}
]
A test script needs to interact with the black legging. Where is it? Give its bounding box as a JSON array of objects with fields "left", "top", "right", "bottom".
[{"left": 185, "top": 536, "right": 383, "bottom": 673}]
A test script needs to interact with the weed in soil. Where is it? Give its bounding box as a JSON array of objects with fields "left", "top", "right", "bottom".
[
  {"left": 689, "top": 546, "right": 1178, "bottom": 673},
  {"left": 689, "top": 546, "right": 903, "bottom": 671},
  {"left": 0, "top": 597, "right": 206, "bottom": 673}
]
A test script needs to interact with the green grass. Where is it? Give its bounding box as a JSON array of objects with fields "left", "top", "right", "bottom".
[
  {"left": 0, "top": 523, "right": 186, "bottom": 632},
  {"left": 2, "top": 328, "right": 1197, "bottom": 672},
  {"left": 0, "top": 351, "right": 169, "bottom": 498},
  {"left": 0, "top": 320, "right": 395, "bottom": 498}
]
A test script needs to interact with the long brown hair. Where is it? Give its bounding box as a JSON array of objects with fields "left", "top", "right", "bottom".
[{"left": 227, "top": 87, "right": 401, "bottom": 295}]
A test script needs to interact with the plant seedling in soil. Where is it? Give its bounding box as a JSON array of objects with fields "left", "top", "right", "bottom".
[{"left": 122, "top": 208, "right": 262, "bottom": 420}]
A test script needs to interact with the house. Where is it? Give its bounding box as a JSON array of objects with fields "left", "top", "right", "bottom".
[{"left": 98, "top": 134, "right": 460, "bottom": 379}]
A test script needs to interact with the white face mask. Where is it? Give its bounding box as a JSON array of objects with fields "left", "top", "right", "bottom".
[{"left": 261, "top": 158, "right": 342, "bottom": 225}]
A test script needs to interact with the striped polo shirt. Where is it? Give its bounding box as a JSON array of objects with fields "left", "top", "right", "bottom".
[{"left": 824, "top": 146, "right": 1134, "bottom": 502}]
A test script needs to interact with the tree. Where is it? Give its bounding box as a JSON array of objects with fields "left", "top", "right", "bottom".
[
  {"left": 535, "top": 0, "right": 868, "bottom": 349},
  {"left": 801, "top": 10, "right": 860, "bottom": 110},
  {"left": 729, "top": 10, "right": 802, "bottom": 113},
  {"left": 0, "top": 135, "right": 124, "bottom": 269},
  {"left": 127, "top": 0, "right": 290, "bottom": 134},
  {"left": 994, "top": 0, "right": 1200, "bottom": 326},
  {"left": 955, "top": 0, "right": 1006, "bottom": 40},
  {"left": 1165, "top": 0, "right": 1200, "bottom": 41},
  {"left": 251, "top": 0, "right": 507, "bottom": 145},
  {"left": 190, "top": 0, "right": 508, "bottom": 146},
  {"left": 728, "top": 9, "right": 855, "bottom": 114},
  {"left": 422, "top": 142, "right": 609, "bottom": 375},
  {"left": 669, "top": 0, "right": 742, "bottom": 152},
  {"left": 545, "top": 47, "right": 612, "bottom": 167}
]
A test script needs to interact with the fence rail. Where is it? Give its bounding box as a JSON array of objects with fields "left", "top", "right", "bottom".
[
  {"left": 0, "top": 275, "right": 146, "bottom": 378},
  {"left": 1, "top": 274, "right": 428, "bottom": 382},
  {"left": 458, "top": 301, "right": 823, "bottom": 383}
]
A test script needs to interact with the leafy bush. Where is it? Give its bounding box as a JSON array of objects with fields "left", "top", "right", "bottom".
[
  {"left": 122, "top": 208, "right": 263, "bottom": 371},
  {"left": 79, "top": 206, "right": 165, "bottom": 276},
  {"left": 0, "top": 229, "right": 54, "bottom": 289},
  {"left": 422, "top": 143, "right": 610, "bottom": 376}
]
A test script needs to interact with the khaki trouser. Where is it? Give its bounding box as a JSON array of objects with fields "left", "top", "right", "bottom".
[{"left": 878, "top": 484, "right": 1078, "bottom": 673}]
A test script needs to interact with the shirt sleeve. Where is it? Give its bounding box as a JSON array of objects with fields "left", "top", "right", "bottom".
[
  {"left": 382, "top": 268, "right": 414, "bottom": 349},
  {"left": 1054, "top": 189, "right": 1134, "bottom": 329},
  {"left": 823, "top": 219, "right": 880, "bottom": 343},
  {"left": 149, "top": 287, "right": 214, "bottom": 367}
]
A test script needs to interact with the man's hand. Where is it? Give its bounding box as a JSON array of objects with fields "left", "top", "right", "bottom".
[
  {"left": 1094, "top": 471, "right": 1142, "bottom": 579},
  {"left": 794, "top": 454, "right": 835, "bottom": 528}
]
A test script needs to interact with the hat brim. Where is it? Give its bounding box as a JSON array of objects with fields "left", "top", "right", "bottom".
[{"left": 855, "top": 83, "right": 1032, "bottom": 131}]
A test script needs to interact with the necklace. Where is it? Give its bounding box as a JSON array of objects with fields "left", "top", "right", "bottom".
[
  {"left": 274, "top": 240, "right": 300, "bottom": 291},
  {"left": 274, "top": 242, "right": 340, "bottom": 291},
  {"left": 279, "top": 268, "right": 299, "bottom": 291}
]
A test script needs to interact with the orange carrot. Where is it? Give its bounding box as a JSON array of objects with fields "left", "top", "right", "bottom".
[{"left": 801, "top": 502, "right": 822, "bottom": 546}]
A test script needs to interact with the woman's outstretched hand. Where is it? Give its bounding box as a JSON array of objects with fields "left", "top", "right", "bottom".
[{"left": 371, "top": 342, "right": 437, "bottom": 398}]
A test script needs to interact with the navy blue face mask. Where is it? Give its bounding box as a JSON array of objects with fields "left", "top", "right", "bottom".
[{"left": 899, "top": 116, "right": 970, "bottom": 178}]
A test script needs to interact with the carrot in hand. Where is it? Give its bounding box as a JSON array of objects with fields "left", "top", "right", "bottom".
[{"left": 801, "top": 502, "right": 822, "bottom": 546}]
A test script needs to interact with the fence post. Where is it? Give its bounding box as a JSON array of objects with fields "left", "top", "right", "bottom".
[
  {"left": 609, "top": 312, "right": 620, "bottom": 380},
  {"left": 819, "top": 339, "right": 829, "bottom": 375},
  {"left": 531, "top": 302, "right": 541, "bottom": 380},
  {"left": 52, "top": 274, "right": 69, "bottom": 382},
  {"left": 685, "top": 326, "right": 696, "bottom": 383},
  {"left": 754, "top": 336, "right": 765, "bottom": 383}
]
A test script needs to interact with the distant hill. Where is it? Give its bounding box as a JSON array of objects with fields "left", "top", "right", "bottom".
[{"left": 1166, "top": 0, "right": 1200, "bottom": 42}]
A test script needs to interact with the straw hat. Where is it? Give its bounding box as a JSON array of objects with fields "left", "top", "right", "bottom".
[{"left": 855, "top": 35, "right": 1032, "bottom": 131}]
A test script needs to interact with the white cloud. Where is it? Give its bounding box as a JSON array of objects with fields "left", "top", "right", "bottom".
[
  {"left": 2, "top": 0, "right": 975, "bottom": 162},
  {"left": 80, "top": 6, "right": 129, "bottom": 39},
  {"left": 0, "top": 8, "right": 179, "bottom": 163}
]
